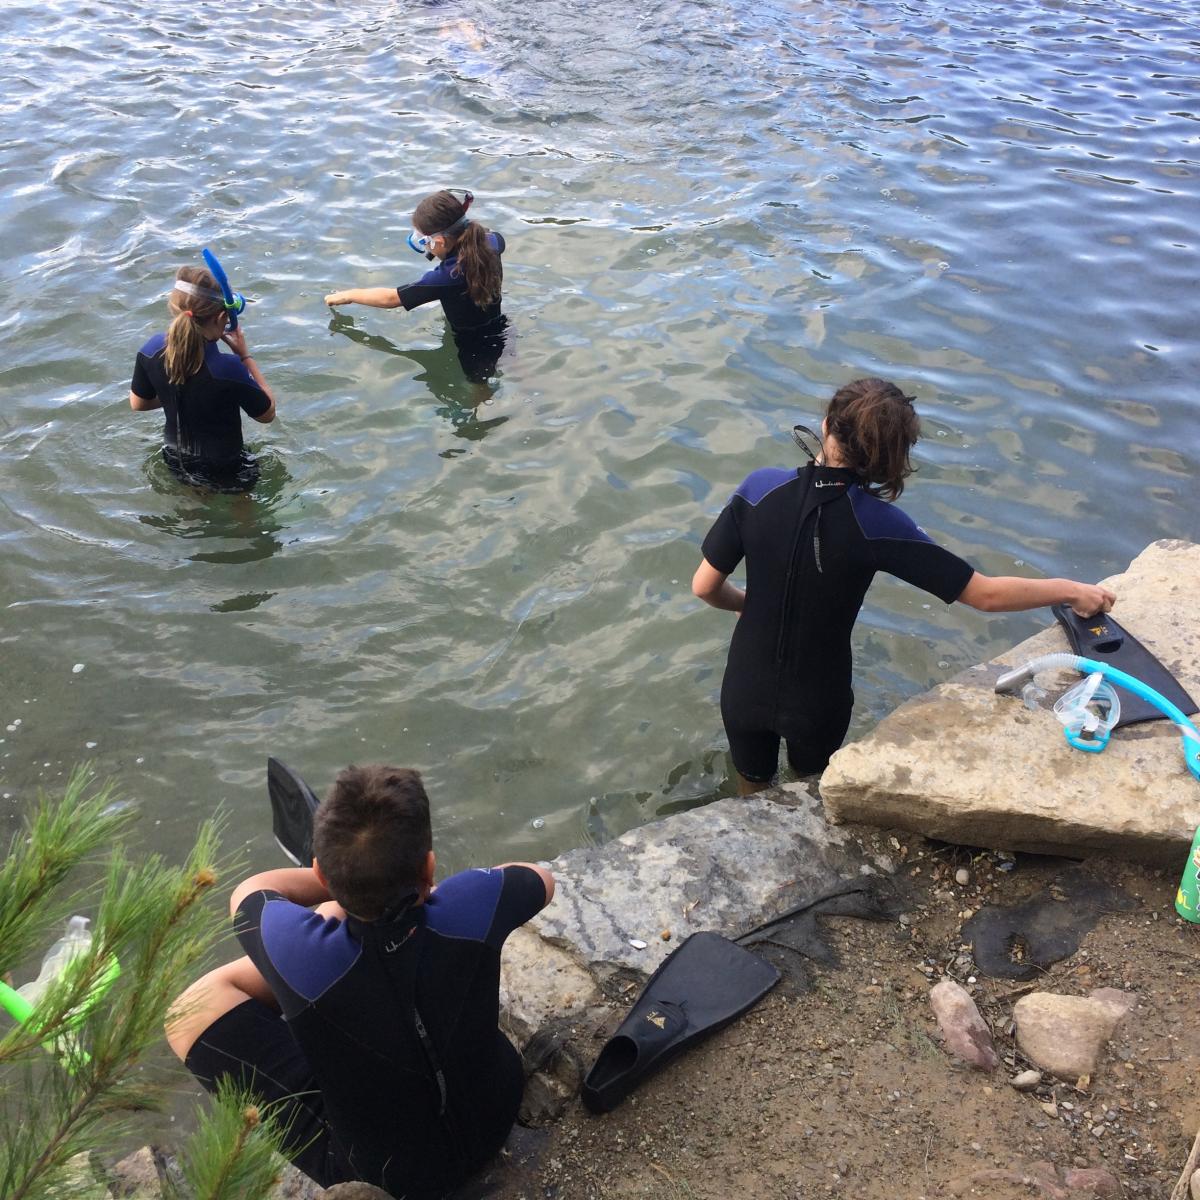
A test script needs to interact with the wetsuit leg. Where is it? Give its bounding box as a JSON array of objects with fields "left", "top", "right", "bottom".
[
  {"left": 781, "top": 704, "right": 853, "bottom": 776},
  {"left": 184, "top": 998, "right": 351, "bottom": 1188},
  {"left": 723, "top": 724, "right": 781, "bottom": 784}
]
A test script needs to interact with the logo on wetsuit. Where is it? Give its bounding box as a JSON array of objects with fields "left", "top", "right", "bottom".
[{"left": 814, "top": 480, "right": 847, "bottom": 488}]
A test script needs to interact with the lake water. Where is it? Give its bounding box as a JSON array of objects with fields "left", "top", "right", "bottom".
[{"left": 1, "top": 0, "right": 1197, "bottom": 874}]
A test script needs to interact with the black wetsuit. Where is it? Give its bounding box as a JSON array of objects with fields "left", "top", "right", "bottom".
[
  {"left": 702, "top": 463, "right": 974, "bottom": 781},
  {"left": 131, "top": 334, "right": 270, "bottom": 491},
  {"left": 184, "top": 866, "right": 545, "bottom": 1197},
  {"left": 397, "top": 231, "right": 508, "bottom": 382}
]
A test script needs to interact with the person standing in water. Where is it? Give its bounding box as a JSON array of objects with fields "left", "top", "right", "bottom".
[
  {"left": 130, "top": 267, "right": 276, "bottom": 492},
  {"left": 692, "top": 377, "right": 1116, "bottom": 794},
  {"left": 324, "top": 189, "right": 508, "bottom": 382}
]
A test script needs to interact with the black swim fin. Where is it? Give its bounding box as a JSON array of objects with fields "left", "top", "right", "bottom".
[
  {"left": 267, "top": 756, "right": 320, "bottom": 866},
  {"left": 581, "top": 931, "right": 779, "bottom": 1114},
  {"left": 1052, "top": 605, "right": 1197, "bottom": 728}
]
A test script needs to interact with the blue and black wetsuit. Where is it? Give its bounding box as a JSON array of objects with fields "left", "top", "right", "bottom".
[
  {"left": 184, "top": 865, "right": 546, "bottom": 1196},
  {"left": 131, "top": 335, "right": 270, "bottom": 491},
  {"left": 398, "top": 231, "right": 508, "bottom": 382},
  {"left": 702, "top": 463, "right": 974, "bottom": 782}
]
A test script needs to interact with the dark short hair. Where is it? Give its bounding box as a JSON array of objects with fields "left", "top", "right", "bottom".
[{"left": 313, "top": 765, "right": 432, "bottom": 920}]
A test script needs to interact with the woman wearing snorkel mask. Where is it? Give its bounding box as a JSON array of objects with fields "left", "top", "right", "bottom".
[
  {"left": 324, "top": 189, "right": 507, "bottom": 382},
  {"left": 130, "top": 266, "right": 276, "bottom": 492},
  {"left": 692, "top": 378, "right": 1116, "bottom": 795}
]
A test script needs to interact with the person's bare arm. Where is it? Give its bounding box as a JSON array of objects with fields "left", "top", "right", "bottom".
[
  {"left": 220, "top": 329, "right": 276, "bottom": 422},
  {"left": 691, "top": 558, "right": 745, "bottom": 613},
  {"left": 229, "top": 867, "right": 330, "bottom": 917},
  {"left": 324, "top": 288, "right": 402, "bottom": 309},
  {"left": 129, "top": 390, "right": 161, "bottom": 411},
  {"left": 957, "top": 572, "right": 1115, "bottom": 617}
]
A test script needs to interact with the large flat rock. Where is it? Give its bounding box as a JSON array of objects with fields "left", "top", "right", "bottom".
[
  {"left": 499, "top": 782, "right": 878, "bottom": 1037},
  {"left": 821, "top": 539, "right": 1200, "bottom": 862}
]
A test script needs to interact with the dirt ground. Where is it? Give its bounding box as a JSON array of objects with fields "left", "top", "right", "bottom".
[{"left": 484, "top": 828, "right": 1200, "bottom": 1200}]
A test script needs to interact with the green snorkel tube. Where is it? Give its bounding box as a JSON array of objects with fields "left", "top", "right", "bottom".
[
  {"left": 0, "top": 920, "right": 121, "bottom": 1073},
  {"left": 201, "top": 248, "right": 246, "bottom": 331},
  {"left": 996, "top": 653, "right": 1200, "bottom": 922}
]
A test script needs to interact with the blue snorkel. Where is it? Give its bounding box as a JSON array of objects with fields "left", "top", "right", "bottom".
[
  {"left": 201, "top": 248, "right": 246, "bottom": 330},
  {"left": 996, "top": 653, "right": 1200, "bottom": 781}
]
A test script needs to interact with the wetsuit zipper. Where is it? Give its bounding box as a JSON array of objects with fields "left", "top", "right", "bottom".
[{"left": 775, "top": 473, "right": 814, "bottom": 665}]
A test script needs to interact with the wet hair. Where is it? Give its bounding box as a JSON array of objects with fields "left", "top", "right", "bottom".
[
  {"left": 165, "top": 267, "right": 226, "bottom": 386},
  {"left": 823, "top": 378, "right": 920, "bottom": 502},
  {"left": 313, "top": 765, "right": 433, "bottom": 920},
  {"left": 412, "top": 190, "right": 502, "bottom": 310}
]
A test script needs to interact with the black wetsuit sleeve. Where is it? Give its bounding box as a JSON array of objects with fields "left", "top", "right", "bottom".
[
  {"left": 484, "top": 866, "right": 548, "bottom": 950},
  {"left": 234, "top": 382, "right": 271, "bottom": 420},
  {"left": 131, "top": 354, "right": 156, "bottom": 400},
  {"left": 701, "top": 503, "right": 745, "bottom": 574},
  {"left": 871, "top": 535, "right": 974, "bottom": 604}
]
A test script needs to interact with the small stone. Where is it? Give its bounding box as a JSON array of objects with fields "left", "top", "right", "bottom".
[
  {"left": 661, "top": 929, "right": 671, "bottom": 941},
  {"left": 929, "top": 979, "right": 999, "bottom": 1070},
  {"left": 1011, "top": 1069, "right": 1042, "bottom": 1091},
  {"left": 628, "top": 939, "right": 648, "bottom": 950},
  {"left": 955, "top": 867, "right": 970, "bottom": 885},
  {"left": 72, "top": 663, "right": 85, "bottom": 673},
  {"left": 1013, "top": 992, "right": 1129, "bottom": 1082},
  {"left": 1040, "top": 1101, "right": 1059, "bottom": 1118}
]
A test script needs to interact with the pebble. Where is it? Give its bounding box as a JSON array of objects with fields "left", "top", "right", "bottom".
[
  {"left": 72, "top": 663, "right": 85, "bottom": 673},
  {"left": 1010, "top": 1069, "right": 1042, "bottom": 1091},
  {"left": 955, "top": 868, "right": 970, "bottom": 885},
  {"left": 628, "top": 939, "right": 648, "bottom": 950}
]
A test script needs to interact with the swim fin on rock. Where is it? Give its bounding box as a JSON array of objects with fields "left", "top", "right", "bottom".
[
  {"left": 581, "top": 931, "right": 780, "bottom": 1114},
  {"left": 268, "top": 756, "right": 320, "bottom": 866},
  {"left": 1052, "top": 605, "right": 1197, "bottom": 728}
]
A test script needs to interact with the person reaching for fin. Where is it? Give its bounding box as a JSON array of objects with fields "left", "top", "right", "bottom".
[{"left": 692, "top": 377, "right": 1116, "bottom": 794}]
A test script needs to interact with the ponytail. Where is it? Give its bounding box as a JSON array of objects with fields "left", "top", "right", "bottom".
[
  {"left": 824, "top": 378, "right": 920, "bottom": 502},
  {"left": 451, "top": 220, "right": 502, "bottom": 309},
  {"left": 412, "top": 190, "right": 502, "bottom": 310},
  {"left": 164, "top": 267, "right": 225, "bottom": 386}
]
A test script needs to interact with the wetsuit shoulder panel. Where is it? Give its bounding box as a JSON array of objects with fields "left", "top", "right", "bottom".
[
  {"left": 848, "top": 489, "right": 974, "bottom": 604},
  {"left": 235, "top": 890, "right": 361, "bottom": 1015},
  {"left": 425, "top": 866, "right": 544, "bottom": 950}
]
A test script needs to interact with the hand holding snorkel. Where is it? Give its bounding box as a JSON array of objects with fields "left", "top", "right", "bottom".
[{"left": 201, "top": 248, "right": 247, "bottom": 331}]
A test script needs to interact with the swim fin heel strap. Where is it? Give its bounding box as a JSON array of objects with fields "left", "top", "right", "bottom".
[
  {"left": 581, "top": 931, "right": 780, "bottom": 1114},
  {"left": 267, "top": 756, "right": 320, "bottom": 866},
  {"left": 1052, "top": 605, "right": 1197, "bottom": 728}
]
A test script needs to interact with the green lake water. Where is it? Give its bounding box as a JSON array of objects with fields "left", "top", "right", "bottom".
[{"left": 1, "top": 0, "right": 1197, "bottom": 874}]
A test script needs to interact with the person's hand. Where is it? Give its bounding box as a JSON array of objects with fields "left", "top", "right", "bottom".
[
  {"left": 221, "top": 328, "right": 250, "bottom": 359},
  {"left": 325, "top": 292, "right": 348, "bottom": 307},
  {"left": 1069, "top": 583, "right": 1116, "bottom": 618}
]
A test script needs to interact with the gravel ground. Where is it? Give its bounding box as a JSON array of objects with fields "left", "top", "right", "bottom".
[{"left": 483, "top": 829, "right": 1200, "bottom": 1199}]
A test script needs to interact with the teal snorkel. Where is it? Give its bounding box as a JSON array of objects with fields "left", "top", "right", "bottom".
[
  {"left": 995, "top": 653, "right": 1200, "bottom": 781},
  {"left": 201, "top": 248, "right": 246, "bottom": 330}
]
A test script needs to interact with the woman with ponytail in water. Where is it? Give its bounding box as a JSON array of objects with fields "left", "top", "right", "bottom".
[
  {"left": 130, "top": 266, "right": 276, "bottom": 491},
  {"left": 325, "top": 189, "right": 508, "bottom": 382},
  {"left": 692, "top": 377, "right": 1115, "bottom": 794}
]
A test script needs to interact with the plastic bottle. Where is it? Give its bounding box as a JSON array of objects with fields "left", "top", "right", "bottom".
[
  {"left": 1175, "top": 827, "right": 1200, "bottom": 923},
  {"left": 16, "top": 916, "right": 93, "bottom": 1008}
]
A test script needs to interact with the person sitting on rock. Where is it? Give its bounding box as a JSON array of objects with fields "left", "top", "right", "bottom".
[
  {"left": 166, "top": 764, "right": 554, "bottom": 1197},
  {"left": 692, "top": 377, "right": 1116, "bottom": 794}
]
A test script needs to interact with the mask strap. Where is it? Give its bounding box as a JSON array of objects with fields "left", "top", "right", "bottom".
[{"left": 172, "top": 278, "right": 223, "bottom": 302}]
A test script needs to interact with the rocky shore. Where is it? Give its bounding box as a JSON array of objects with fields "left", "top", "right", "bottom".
[{"left": 92, "top": 540, "right": 1200, "bottom": 1198}]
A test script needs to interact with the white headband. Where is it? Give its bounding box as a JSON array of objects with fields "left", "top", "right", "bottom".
[{"left": 172, "top": 278, "right": 223, "bottom": 301}]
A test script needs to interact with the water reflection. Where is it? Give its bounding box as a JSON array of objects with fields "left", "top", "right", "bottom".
[
  {"left": 137, "top": 449, "right": 289, "bottom": 567},
  {"left": 327, "top": 313, "right": 510, "bottom": 443}
]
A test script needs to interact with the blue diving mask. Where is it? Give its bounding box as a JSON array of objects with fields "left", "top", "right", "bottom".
[{"left": 406, "top": 191, "right": 475, "bottom": 258}]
